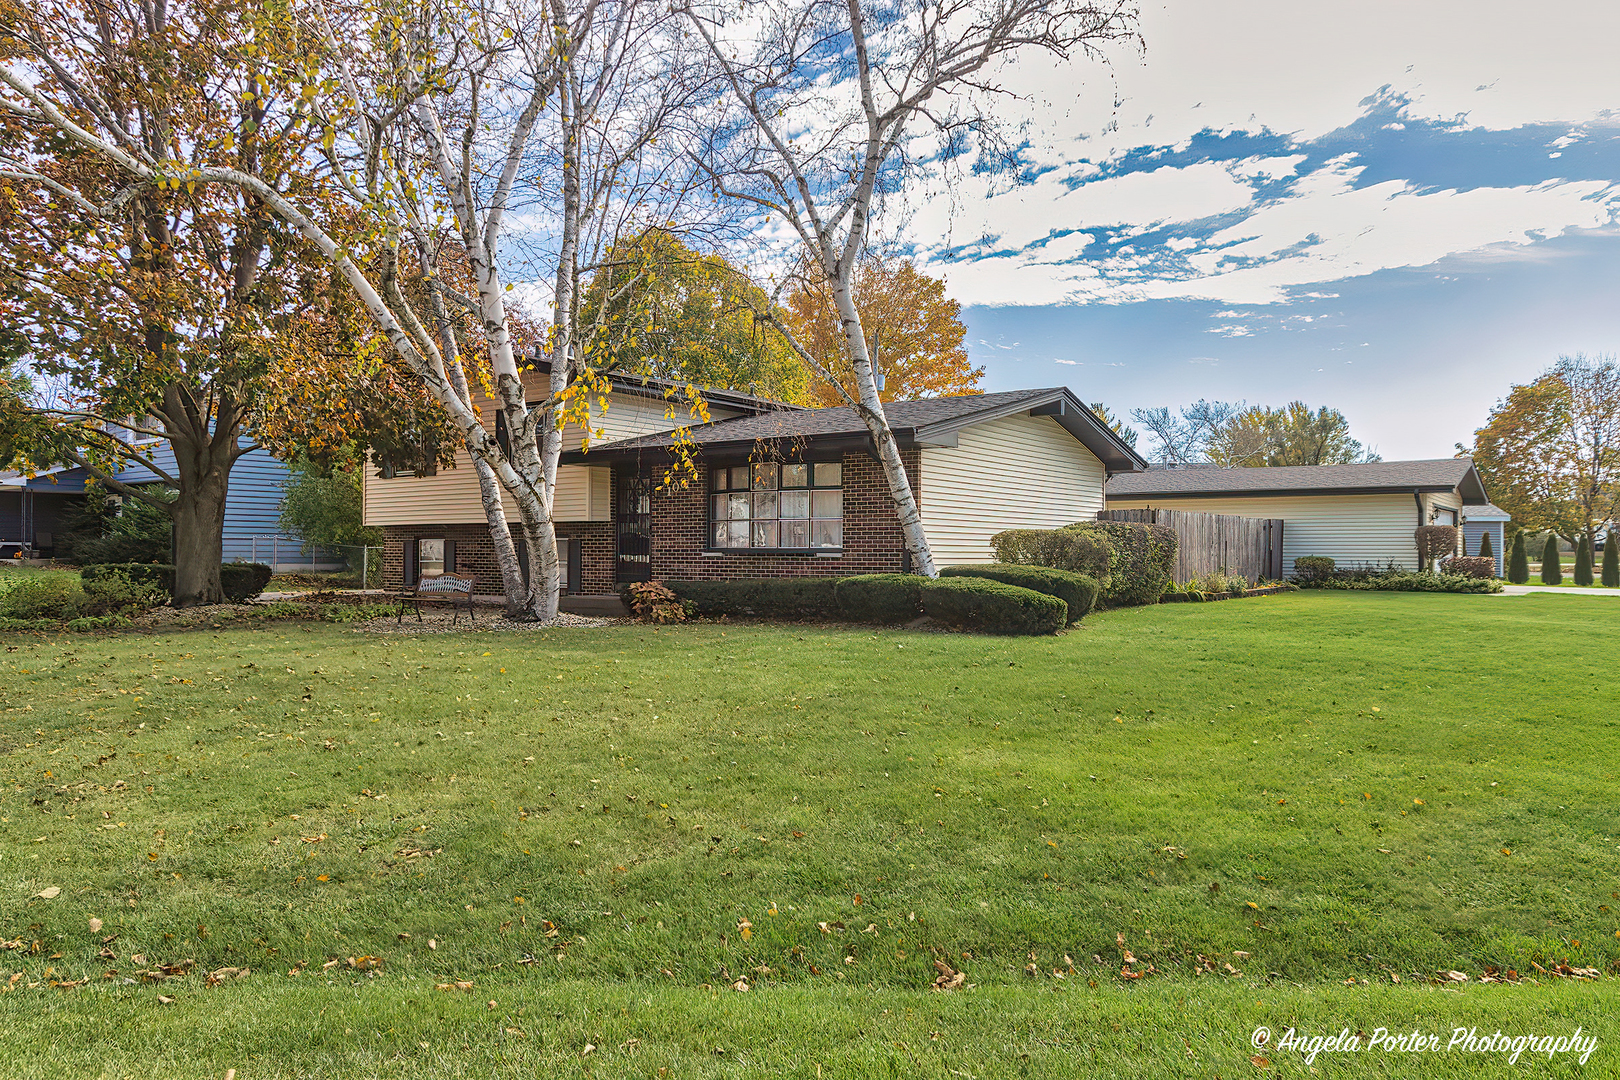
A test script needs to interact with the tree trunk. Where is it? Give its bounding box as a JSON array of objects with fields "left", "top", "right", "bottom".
[
  {"left": 169, "top": 438, "right": 230, "bottom": 606},
  {"left": 829, "top": 275, "right": 937, "bottom": 577}
]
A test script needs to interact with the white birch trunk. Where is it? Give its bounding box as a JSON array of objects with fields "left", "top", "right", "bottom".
[{"left": 829, "top": 275, "right": 936, "bottom": 577}]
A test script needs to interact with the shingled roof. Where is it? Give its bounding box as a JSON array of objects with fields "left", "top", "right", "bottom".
[
  {"left": 1107, "top": 458, "right": 1491, "bottom": 503},
  {"left": 562, "top": 387, "right": 1147, "bottom": 473}
]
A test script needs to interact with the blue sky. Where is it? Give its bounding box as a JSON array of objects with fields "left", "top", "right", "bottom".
[{"left": 907, "top": 1, "right": 1620, "bottom": 460}]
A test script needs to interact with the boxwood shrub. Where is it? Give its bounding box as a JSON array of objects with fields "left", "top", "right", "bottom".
[
  {"left": 664, "top": 577, "right": 841, "bottom": 618},
  {"left": 938, "top": 564, "right": 1098, "bottom": 623},
  {"left": 220, "top": 562, "right": 274, "bottom": 602},
  {"left": 919, "top": 577, "right": 1066, "bottom": 635},
  {"left": 834, "top": 574, "right": 924, "bottom": 623}
]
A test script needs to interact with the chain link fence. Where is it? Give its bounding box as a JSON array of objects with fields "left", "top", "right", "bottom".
[{"left": 245, "top": 536, "right": 383, "bottom": 589}]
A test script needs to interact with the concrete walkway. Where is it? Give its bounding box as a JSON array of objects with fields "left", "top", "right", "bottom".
[{"left": 1497, "top": 584, "right": 1620, "bottom": 598}]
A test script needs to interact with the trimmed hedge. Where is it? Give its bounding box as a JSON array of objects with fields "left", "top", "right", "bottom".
[
  {"left": 834, "top": 574, "right": 924, "bottom": 624},
  {"left": 1318, "top": 572, "right": 1502, "bottom": 594},
  {"left": 938, "top": 564, "right": 1098, "bottom": 623},
  {"left": 990, "top": 520, "right": 1176, "bottom": 608},
  {"left": 1439, "top": 556, "right": 1496, "bottom": 580},
  {"left": 987, "top": 528, "right": 1111, "bottom": 580},
  {"left": 1604, "top": 532, "right": 1619, "bottom": 588},
  {"left": 920, "top": 577, "right": 1066, "bottom": 635},
  {"left": 664, "top": 578, "right": 841, "bottom": 618},
  {"left": 221, "top": 562, "right": 273, "bottom": 602},
  {"left": 83, "top": 562, "right": 174, "bottom": 592},
  {"left": 82, "top": 562, "right": 272, "bottom": 602}
]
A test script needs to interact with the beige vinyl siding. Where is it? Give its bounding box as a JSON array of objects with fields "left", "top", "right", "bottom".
[
  {"left": 1104, "top": 493, "right": 1427, "bottom": 573},
  {"left": 363, "top": 386, "right": 732, "bottom": 527},
  {"left": 919, "top": 414, "right": 1107, "bottom": 565},
  {"left": 1422, "top": 489, "right": 1465, "bottom": 559}
]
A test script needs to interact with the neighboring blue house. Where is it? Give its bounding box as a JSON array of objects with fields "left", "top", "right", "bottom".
[
  {"left": 1, "top": 441, "right": 321, "bottom": 565},
  {"left": 1461, "top": 503, "right": 1512, "bottom": 577}
]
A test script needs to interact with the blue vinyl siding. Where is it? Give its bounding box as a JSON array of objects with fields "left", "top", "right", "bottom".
[
  {"left": 7, "top": 442, "right": 301, "bottom": 562},
  {"left": 1461, "top": 520, "right": 1504, "bottom": 577},
  {"left": 115, "top": 442, "right": 295, "bottom": 563}
]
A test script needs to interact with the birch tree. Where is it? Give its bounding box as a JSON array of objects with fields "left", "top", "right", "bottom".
[
  {"left": 681, "top": 0, "right": 1137, "bottom": 576},
  {"left": 1, "top": 0, "right": 714, "bottom": 619}
]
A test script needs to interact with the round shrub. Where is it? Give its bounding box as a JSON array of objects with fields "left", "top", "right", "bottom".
[
  {"left": 920, "top": 577, "right": 1065, "bottom": 635},
  {"left": 938, "top": 564, "right": 1098, "bottom": 623},
  {"left": 835, "top": 574, "right": 924, "bottom": 624},
  {"left": 1292, "top": 555, "right": 1336, "bottom": 586},
  {"left": 221, "top": 563, "right": 273, "bottom": 602}
]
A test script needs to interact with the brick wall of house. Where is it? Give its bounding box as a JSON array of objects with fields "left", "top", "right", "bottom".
[
  {"left": 645, "top": 449, "right": 915, "bottom": 584},
  {"left": 380, "top": 520, "right": 615, "bottom": 597},
  {"left": 381, "top": 450, "right": 917, "bottom": 596}
]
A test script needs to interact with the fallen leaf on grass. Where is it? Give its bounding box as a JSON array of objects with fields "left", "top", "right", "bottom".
[
  {"left": 156, "top": 995, "right": 175, "bottom": 1005},
  {"left": 206, "top": 966, "right": 249, "bottom": 986},
  {"left": 35, "top": 887, "right": 60, "bottom": 900},
  {"left": 87, "top": 918, "right": 102, "bottom": 933},
  {"left": 1250, "top": 1055, "right": 1269, "bottom": 1068},
  {"left": 930, "top": 959, "right": 966, "bottom": 992}
]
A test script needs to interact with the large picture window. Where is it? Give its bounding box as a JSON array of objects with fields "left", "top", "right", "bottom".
[{"left": 710, "top": 461, "right": 842, "bottom": 550}]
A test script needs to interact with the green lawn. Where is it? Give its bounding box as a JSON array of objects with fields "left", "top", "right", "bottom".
[{"left": 2, "top": 592, "right": 1617, "bottom": 1077}]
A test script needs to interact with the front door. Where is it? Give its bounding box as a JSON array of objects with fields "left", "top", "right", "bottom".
[{"left": 615, "top": 472, "right": 652, "bottom": 583}]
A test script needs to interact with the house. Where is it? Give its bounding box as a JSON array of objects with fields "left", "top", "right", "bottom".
[
  {"left": 1105, "top": 458, "right": 1493, "bottom": 576},
  {"left": 1, "top": 444, "right": 306, "bottom": 564},
  {"left": 365, "top": 380, "right": 1145, "bottom": 595},
  {"left": 1461, "top": 503, "right": 1512, "bottom": 577}
]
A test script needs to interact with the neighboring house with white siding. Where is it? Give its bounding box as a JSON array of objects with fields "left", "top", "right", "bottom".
[{"left": 1106, "top": 458, "right": 1492, "bottom": 576}]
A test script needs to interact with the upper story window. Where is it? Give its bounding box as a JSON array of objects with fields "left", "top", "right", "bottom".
[{"left": 710, "top": 460, "right": 842, "bottom": 550}]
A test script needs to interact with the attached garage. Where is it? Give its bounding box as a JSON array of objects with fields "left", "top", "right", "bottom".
[{"left": 1106, "top": 459, "right": 1493, "bottom": 576}]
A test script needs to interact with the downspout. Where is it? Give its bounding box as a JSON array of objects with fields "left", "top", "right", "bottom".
[{"left": 1414, "top": 489, "right": 1425, "bottom": 572}]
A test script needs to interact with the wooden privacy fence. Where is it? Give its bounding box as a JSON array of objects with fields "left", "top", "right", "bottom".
[{"left": 1097, "top": 508, "right": 1285, "bottom": 584}]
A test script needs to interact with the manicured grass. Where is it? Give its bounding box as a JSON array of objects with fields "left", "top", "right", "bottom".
[{"left": 2, "top": 592, "right": 1617, "bottom": 1076}]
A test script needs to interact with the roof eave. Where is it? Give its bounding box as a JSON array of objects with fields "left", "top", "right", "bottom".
[{"left": 1109, "top": 483, "right": 1467, "bottom": 500}]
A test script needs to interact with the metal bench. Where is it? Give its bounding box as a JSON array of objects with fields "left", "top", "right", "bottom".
[{"left": 395, "top": 572, "right": 477, "bottom": 626}]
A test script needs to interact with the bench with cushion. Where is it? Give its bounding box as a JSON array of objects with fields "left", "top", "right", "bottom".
[{"left": 395, "top": 572, "right": 477, "bottom": 626}]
